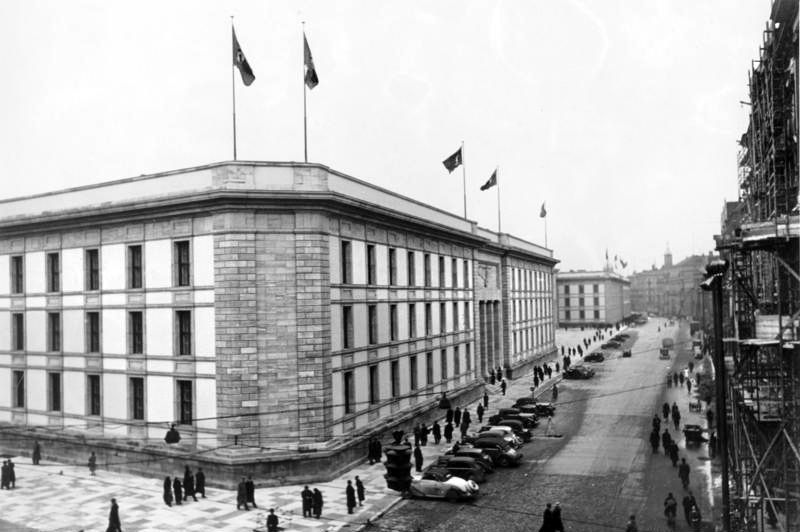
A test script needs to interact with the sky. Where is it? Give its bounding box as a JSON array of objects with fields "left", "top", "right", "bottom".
[{"left": 0, "top": 1, "right": 769, "bottom": 272}]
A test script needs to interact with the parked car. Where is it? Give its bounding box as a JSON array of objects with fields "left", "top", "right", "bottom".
[
  {"left": 490, "top": 408, "right": 538, "bottom": 428},
  {"left": 622, "top": 349, "right": 632, "bottom": 358},
  {"left": 489, "top": 419, "right": 532, "bottom": 442},
  {"left": 410, "top": 469, "right": 479, "bottom": 501},
  {"left": 430, "top": 456, "right": 487, "bottom": 483},
  {"left": 444, "top": 446, "right": 495, "bottom": 472},
  {"left": 465, "top": 429, "right": 520, "bottom": 449},
  {"left": 584, "top": 352, "right": 606, "bottom": 362},
  {"left": 563, "top": 366, "right": 595, "bottom": 379},
  {"left": 469, "top": 439, "right": 523, "bottom": 467},
  {"left": 514, "top": 401, "right": 556, "bottom": 418},
  {"left": 477, "top": 426, "right": 525, "bottom": 446},
  {"left": 601, "top": 341, "right": 621, "bottom": 349}
]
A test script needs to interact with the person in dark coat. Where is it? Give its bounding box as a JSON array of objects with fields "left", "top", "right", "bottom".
[
  {"left": 682, "top": 492, "right": 697, "bottom": 526},
  {"left": 413, "top": 424, "right": 421, "bottom": 446},
  {"left": 431, "top": 421, "right": 441, "bottom": 444},
  {"left": 500, "top": 379, "right": 507, "bottom": 395},
  {"left": 106, "top": 498, "right": 122, "bottom": 532},
  {"left": 1, "top": 460, "right": 8, "bottom": 489},
  {"left": 346, "top": 480, "right": 357, "bottom": 514},
  {"left": 173, "top": 477, "right": 183, "bottom": 505},
  {"left": 653, "top": 414, "right": 661, "bottom": 432},
  {"left": 552, "top": 384, "right": 559, "bottom": 402},
  {"left": 446, "top": 408, "right": 454, "bottom": 425},
  {"left": 196, "top": 467, "right": 206, "bottom": 498},
  {"left": 372, "top": 437, "right": 383, "bottom": 464},
  {"left": 662, "top": 428, "right": 672, "bottom": 451},
  {"left": 709, "top": 433, "right": 718, "bottom": 459},
  {"left": 483, "top": 392, "right": 489, "bottom": 408},
  {"left": 88, "top": 452, "right": 97, "bottom": 476},
  {"left": 301, "top": 485, "right": 313, "bottom": 517},
  {"left": 367, "top": 437, "right": 377, "bottom": 464},
  {"left": 552, "top": 502, "right": 565, "bottom": 532},
  {"left": 165, "top": 423, "right": 181, "bottom": 444},
  {"left": 706, "top": 409, "right": 715, "bottom": 428},
  {"left": 555, "top": 362, "right": 560, "bottom": 372},
  {"left": 534, "top": 374, "right": 540, "bottom": 388},
  {"left": 312, "top": 488, "right": 323, "bottom": 518},
  {"left": 668, "top": 441, "right": 679, "bottom": 467},
  {"left": 672, "top": 408, "right": 681, "bottom": 430},
  {"left": 266, "top": 508, "right": 279, "bottom": 531},
  {"left": 490, "top": 370, "right": 496, "bottom": 385},
  {"left": 649, "top": 429, "right": 660, "bottom": 453},
  {"left": 462, "top": 409, "right": 471, "bottom": 427},
  {"left": 460, "top": 419, "right": 470, "bottom": 440},
  {"left": 687, "top": 378, "right": 692, "bottom": 394},
  {"left": 443, "top": 422, "right": 454, "bottom": 444},
  {"left": 7, "top": 459, "right": 15, "bottom": 488},
  {"left": 678, "top": 458, "right": 691, "bottom": 489},
  {"left": 476, "top": 403, "right": 484, "bottom": 423},
  {"left": 355, "top": 475, "right": 365, "bottom": 506},
  {"left": 453, "top": 407, "right": 462, "bottom": 427},
  {"left": 662, "top": 402, "right": 670, "bottom": 420},
  {"left": 419, "top": 423, "right": 429, "bottom": 446},
  {"left": 184, "top": 466, "right": 197, "bottom": 501},
  {"left": 539, "top": 502, "right": 553, "bottom": 532},
  {"left": 413, "top": 443, "right": 424, "bottom": 472},
  {"left": 163, "top": 476, "right": 173, "bottom": 507},
  {"left": 32, "top": 440, "right": 41, "bottom": 465},
  {"left": 236, "top": 477, "right": 249, "bottom": 510},
  {"left": 245, "top": 475, "right": 257, "bottom": 508}
]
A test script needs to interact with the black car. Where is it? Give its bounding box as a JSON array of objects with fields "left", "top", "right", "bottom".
[
  {"left": 431, "top": 456, "right": 487, "bottom": 483},
  {"left": 488, "top": 412, "right": 538, "bottom": 429},
  {"left": 601, "top": 341, "right": 621, "bottom": 349},
  {"left": 488, "top": 419, "right": 532, "bottom": 442},
  {"left": 584, "top": 352, "right": 605, "bottom": 362},
  {"left": 444, "top": 446, "right": 495, "bottom": 472},
  {"left": 515, "top": 402, "right": 556, "bottom": 418},
  {"left": 464, "top": 431, "right": 520, "bottom": 449},
  {"left": 469, "top": 439, "right": 523, "bottom": 466},
  {"left": 622, "top": 349, "right": 632, "bottom": 358},
  {"left": 563, "top": 366, "right": 595, "bottom": 379}
]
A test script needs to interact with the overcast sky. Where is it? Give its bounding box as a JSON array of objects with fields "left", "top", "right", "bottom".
[{"left": 0, "top": 1, "right": 768, "bottom": 272}]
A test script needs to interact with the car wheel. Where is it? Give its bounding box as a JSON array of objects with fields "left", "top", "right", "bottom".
[
  {"left": 497, "top": 456, "right": 509, "bottom": 467},
  {"left": 446, "top": 489, "right": 459, "bottom": 503},
  {"left": 467, "top": 480, "right": 479, "bottom": 491}
]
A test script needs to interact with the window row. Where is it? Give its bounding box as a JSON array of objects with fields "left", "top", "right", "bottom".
[
  {"left": 562, "top": 283, "right": 601, "bottom": 295},
  {"left": 511, "top": 297, "right": 552, "bottom": 323},
  {"left": 562, "top": 296, "right": 601, "bottom": 308},
  {"left": 563, "top": 309, "right": 601, "bottom": 320},
  {"left": 512, "top": 325, "right": 553, "bottom": 354},
  {"left": 341, "top": 344, "right": 473, "bottom": 414},
  {"left": 7, "top": 310, "right": 193, "bottom": 355},
  {"left": 340, "top": 301, "right": 472, "bottom": 349},
  {"left": 7, "top": 240, "right": 192, "bottom": 295},
  {"left": 10, "top": 371, "right": 194, "bottom": 424},
  {"left": 511, "top": 267, "right": 553, "bottom": 292},
  {"left": 341, "top": 240, "right": 471, "bottom": 289}
]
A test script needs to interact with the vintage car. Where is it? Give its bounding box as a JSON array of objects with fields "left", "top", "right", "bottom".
[
  {"left": 464, "top": 429, "right": 520, "bottom": 449},
  {"left": 409, "top": 469, "right": 479, "bottom": 501},
  {"left": 584, "top": 352, "right": 606, "bottom": 362},
  {"left": 468, "top": 439, "right": 523, "bottom": 466},
  {"left": 659, "top": 347, "right": 670, "bottom": 360},
  {"left": 431, "top": 455, "right": 488, "bottom": 483},
  {"left": 476, "top": 426, "right": 524, "bottom": 446},
  {"left": 601, "top": 340, "right": 621, "bottom": 349},
  {"left": 444, "top": 446, "right": 495, "bottom": 472},
  {"left": 513, "top": 399, "right": 556, "bottom": 417},
  {"left": 483, "top": 420, "right": 532, "bottom": 442},
  {"left": 622, "top": 349, "right": 632, "bottom": 358},
  {"left": 489, "top": 408, "right": 539, "bottom": 428},
  {"left": 683, "top": 424, "right": 708, "bottom": 445},
  {"left": 563, "top": 366, "right": 595, "bottom": 379}
]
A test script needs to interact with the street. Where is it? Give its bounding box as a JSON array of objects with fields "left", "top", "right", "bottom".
[{"left": 367, "top": 318, "right": 715, "bottom": 532}]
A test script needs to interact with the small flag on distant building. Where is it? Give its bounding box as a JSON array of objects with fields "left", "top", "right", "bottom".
[
  {"left": 480, "top": 169, "right": 497, "bottom": 191},
  {"left": 232, "top": 27, "right": 255, "bottom": 86},
  {"left": 605, "top": 249, "right": 609, "bottom": 260},
  {"left": 540, "top": 202, "right": 547, "bottom": 218},
  {"left": 304, "top": 33, "right": 319, "bottom": 89},
  {"left": 621, "top": 259, "right": 628, "bottom": 268},
  {"left": 442, "top": 147, "right": 463, "bottom": 173}
]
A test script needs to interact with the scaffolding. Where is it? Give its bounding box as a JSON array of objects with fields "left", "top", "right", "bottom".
[{"left": 715, "top": 0, "right": 800, "bottom": 529}]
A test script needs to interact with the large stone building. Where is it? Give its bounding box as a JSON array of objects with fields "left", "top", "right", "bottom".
[
  {"left": 0, "top": 161, "right": 557, "bottom": 481},
  {"left": 555, "top": 270, "right": 630, "bottom": 327}
]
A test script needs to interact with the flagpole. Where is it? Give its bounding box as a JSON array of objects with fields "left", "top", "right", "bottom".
[
  {"left": 496, "top": 166, "right": 501, "bottom": 233},
  {"left": 461, "top": 141, "right": 467, "bottom": 218},
  {"left": 544, "top": 215, "right": 548, "bottom": 248},
  {"left": 231, "top": 16, "right": 237, "bottom": 161},
  {"left": 302, "top": 22, "right": 308, "bottom": 163}
]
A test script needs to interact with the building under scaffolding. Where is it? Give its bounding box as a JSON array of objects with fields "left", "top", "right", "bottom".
[{"left": 715, "top": 1, "right": 799, "bottom": 530}]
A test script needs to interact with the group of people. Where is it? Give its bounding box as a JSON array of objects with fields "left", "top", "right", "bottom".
[
  {"left": 0, "top": 459, "right": 16, "bottom": 489},
  {"left": 344, "top": 476, "right": 366, "bottom": 514},
  {"left": 664, "top": 491, "right": 701, "bottom": 529},
  {"left": 300, "top": 484, "right": 325, "bottom": 517},
  {"left": 538, "top": 502, "right": 565, "bottom": 531},
  {"left": 162, "top": 466, "right": 207, "bottom": 507}
]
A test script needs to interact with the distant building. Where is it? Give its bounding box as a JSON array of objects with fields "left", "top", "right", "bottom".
[{"left": 555, "top": 270, "right": 630, "bottom": 327}]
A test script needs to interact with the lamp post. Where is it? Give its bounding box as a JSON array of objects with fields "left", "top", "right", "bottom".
[{"left": 700, "top": 259, "right": 730, "bottom": 532}]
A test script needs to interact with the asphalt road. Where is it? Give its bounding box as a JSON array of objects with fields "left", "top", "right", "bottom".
[{"left": 366, "top": 319, "right": 714, "bottom": 532}]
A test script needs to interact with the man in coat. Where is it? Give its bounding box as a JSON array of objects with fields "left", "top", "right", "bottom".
[
  {"left": 443, "top": 422, "right": 454, "bottom": 444},
  {"left": 7, "top": 459, "right": 15, "bottom": 488},
  {"left": 266, "top": 508, "right": 279, "bottom": 531},
  {"left": 649, "top": 429, "right": 660, "bottom": 453},
  {"left": 483, "top": 392, "right": 489, "bottom": 408},
  {"left": 106, "top": 498, "right": 122, "bottom": 532},
  {"left": 32, "top": 440, "right": 41, "bottom": 465},
  {"left": 236, "top": 477, "right": 249, "bottom": 510},
  {"left": 355, "top": 475, "right": 365, "bottom": 506},
  {"left": 682, "top": 492, "right": 697, "bottom": 526},
  {"left": 312, "top": 488, "right": 323, "bottom": 518},
  {"left": 345, "top": 480, "right": 357, "bottom": 514},
  {"left": 446, "top": 407, "right": 454, "bottom": 425},
  {"left": 172, "top": 477, "right": 183, "bottom": 505},
  {"left": 453, "top": 407, "right": 462, "bottom": 427},
  {"left": 413, "top": 443, "right": 424, "bottom": 472},
  {"left": 419, "top": 423, "right": 429, "bottom": 446},
  {"left": 668, "top": 441, "right": 679, "bottom": 467},
  {"left": 183, "top": 466, "right": 197, "bottom": 502},
  {"left": 476, "top": 403, "right": 484, "bottom": 423},
  {"left": 245, "top": 474, "right": 257, "bottom": 508},
  {"left": 1, "top": 460, "right": 8, "bottom": 489},
  {"left": 662, "top": 428, "right": 672, "bottom": 451},
  {"left": 552, "top": 502, "right": 565, "bottom": 532},
  {"left": 431, "top": 421, "right": 441, "bottom": 444},
  {"left": 195, "top": 467, "right": 206, "bottom": 498},
  {"left": 500, "top": 379, "right": 507, "bottom": 395},
  {"left": 301, "top": 485, "right": 313, "bottom": 517},
  {"left": 163, "top": 476, "right": 173, "bottom": 507},
  {"left": 539, "top": 502, "right": 553, "bottom": 532},
  {"left": 678, "top": 458, "right": 691, "bottom": 489}
]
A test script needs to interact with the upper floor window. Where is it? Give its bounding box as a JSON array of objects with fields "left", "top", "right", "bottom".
[
  {"left": 452, "top": 302, "right": 459, "bottom": 331},
  {"left": 564, "top": 284, "right": 570, "bottom": 295},
  {"left": 87, "top": 374, "right": 101, "bottom": 416},
  {"left": 464, "top": 302, "right": 471, "bottom": 329},
  {"left": 408, "top": 303, "right": 417, "bottom": 338},
  {"left": 85, "top": 249, "right": 100, "bottom": 291},
  {"left": 440, "top": 349, "right": 448, "bottom": 381},
  {"left": 425, "top": 303, "right": 432, "bottom": 336},
  {"left": 368, "top": 305, "right": 378, "bottom": 345},
  {"left": 369, "top": 364, "right": 379, "bottom": 405},
  {"left": 343, "top": 371, "right": 354, "bottom": 414},
  {"left": 391, "top": 360, "right": 400, "bottom": 398},
  {"left": 128, "top": 245, "right": 143, "bottom": 289},
  {"left": 177, "top": 379, "right": 193, "bottom": 425},
  {"left": 11, "top": 313, "right": 24, "bottom": 351},
  {"left": 578, "top": 284, "right": 585, "bottom": 294},
  {"left": 48, "top": 372, "right": 61, "bottom": 412},
  {"left": 46, "top": 252, "right": 60, "bottom": 292},
  {"left": 593, "top": 283, "right": 599, "bottom": 293},
  {"left": 176, "top": 310, "right": 192, "bottom": 355},
  {"left": 13, "top": 370, "right": 24, "bottom": 408},
  {"left": 340, "top": 240, "right": 352, "bottom": 284},
  {"left": 389, "top": 304, "right": 398, "bottom": 341},
  {"left": 451, "top": 258, "right": 458, "bottom": 287},
  {"left": 174, "top": 241, "right": 191, "bottom": 287},
  {"left": 129, "top": 311, "right": 144, "bottom": 354},
  {"left": 47, "top": 312, "right": 60, "bottom": 352},
  {"left": 426, "top": 352, "right": 433, "bottom": 385},
  {"left": 439, "top": 303, "right": 446, "bottom": 334},
  {"left": 130, "top": 377, "right": 145, "bottom": 420},
  {"left": 366, "top": 245, "right": 376, "bottom": 285},
  {"left": 86, "top": 312, "right": 101, "bottom": 353},
  {"left": 342, "top": 305, "right": 353, "bottom": 349},
  {"left": 438, "top": 256, "right": 445, "bottom": 287},
  {"left": 11, "top": 256, "right": 23, "bottom": 294},
  {"left": 407, "top": 251, "right": 416, "bottom": 286},
  {"left": 409, "top": 355, "right": 418, "bottom": 390},
  {"left": 388, "top": 248, "right": 397, "bottom": 285},
  {"left": 463, "top": 260, "right": 469, "bottom": 288},
  {"left": 424, "top": 254, "right": 431, "bottom": 287}
]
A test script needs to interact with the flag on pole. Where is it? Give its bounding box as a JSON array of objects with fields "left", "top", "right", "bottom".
[
  {"left": 304, "top": 33, "right": 319, "bottom": 89},
  {"left": 480, "top": 169, "right": 497, "bottom": 191},
  {"left": 442, "top": 147, "right": 463, "bottom": 173},
  {"left": 605, "top": 249, "right": 609, "bottom": 260},
  {"left": 232, "top": 27, "right": 255, "bottom": 86},
  {"left": 539, "top": 202, "right": 547, "bottom": 218},
  {"left": 621, "top": 259, "right": 628, "bottom": 268}
]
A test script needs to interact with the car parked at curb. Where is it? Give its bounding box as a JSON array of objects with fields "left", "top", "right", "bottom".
[
  {"left": 514, "top": 398, "right": 556, "bottom": 417},
  {"left": 444, "top": 446, "right": 495, "bottom": 472},
  {"left": 409, "top": 470, "right": 479, "bottom": 501},
  {"left": 477, "top": 426, "right": 525, "bottom": 446},
  {"left": 601, "top": 341, "right": 621, "bottom": 349},
  {"left": 584, "top": 352, "right": 606, "bottom": 362},
  {"left": 486, "top": 419, "right": 532, "bottom": 442},
  {"left": 464, "top": 429, "right": 520, "bottom": 449},
  {"left": 468, "top": 439, "right": 523, "bottom": 466},
  {"left": 430, "top": 456, "right": 488, "bottom": 483},
  {"left": 563, "top": 366, "right": 595, "bottom": 379}
]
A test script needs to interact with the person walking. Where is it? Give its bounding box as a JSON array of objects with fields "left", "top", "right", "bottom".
[
  {"left": 0, "top": 460, "right": 7, "bottom": 490},
  {"left": 346, "top": 480, "right": 357, "bottom": 514},
  {"left": 7, "top": 459, "right": 15, "bottom": 488},
  {"left": 552, "top": 384, "right": 559, "bottom": 402},
  {"left": 446, "top": 407, "right": 454, "bottom": 425},
  {"left": 432, "top": 421, "right": 441, "bottom": 444},
  {"left": 653, "top": 414, "right": 661, "bottom": 432},
  {"left": 184, "top": 466, "right": 197, "bottom": 502},
  {"left": 245, "top": 474, "right": 257, "bottom": 508},
  {"left": 462, "top": 409, "right": 471, "bottom": 428},
  {"left": 662, "top": 428, "right": 672, "bottom": 451},
  {"left": 163, "top": 476, "right": 173, "bottom": 507},
  {"left": 196, "top": 467, "right": 206, "bottom": 498},
  {"left": 709, "top": 433, "right": 718, "bottom": 459},
  {"left": 668, "top": 441, "right": 679, "bottom": 467},
  {"left": 236, "top": 477, "right": 249, "bottom": 510},
  {"left": 500, "top": 379, "right": 507, "bottom": 395},
  {"left": 454, "top": 407, "right": 462, "bottom": 427},
  {"left": 625, "top": 514, "right": 638, "bottom": 532},
  {"left": 301, "top": 485, "right": 313, "bottom": 517},
  {"left": 460, "top": 418, "right": 470, "bottom": 440},
  {"left": 266, "top": 509, "right": 279, "bottom": 532},
  {"left": 88, "top": 452, "right": 97, "bottom": 476},
  {"left": 106, "top": 498, "right": 122, "bottom": 532},
  {"left": 662, "top": 402, "right": 670, "bottom": 420},
  {"left": 444, "top": 422, "right": 454, "bottom": 444},
  {"left": 539, "top": 502, "right": 553, "bottom": 532},
  {"left": 367, "top": 437, "right": 377, "bottom": 464},
  {"left": 678, "top": 372, "right": 685, "bottom": 386},
  {"left": 687, "top": 378, "right": 692, "bottom": 394},
  {"left": 355, "top": 475, "right": 365, "bottom": 506},
  {"left": 649, "top": 429, "right": 660, "bottom": 453},
  {"left": 483, "top": 391, "right": 489, "bottom": 408},
  {"left": 682, "top": 492, "right": 697, "bottom": 526},
  {"left": 312, "top": 488, "right": 323, "bottom": 518},
  {"left": 32, "top": 440, "right": 41, "bottom": 465},
  {"left": 552, "top": 502, "right": 564, "bottom": 532},
  {"left": 534, "top": 373, "right": 540, "bottom": 388},
  {"left": 706, "top": 409, "right": 714, "bottom": 428},
  {"left": 664, "top": 492, "right": 678, "bottom": 528},
  {"left": 678, "top": 458, "right": 691, "bottom": 489},
  {"left": 173, "top": 477, "right": 183, "bottom": 506},
  {"left": 413, "top": 423, "right": 421, "bottom": 446},
  {"left": 673, "top": 373, "right": 679, "bottom": 387},
  {"left": 419, "top": 423, "right": 429, "bottom": 446},
  {"left": 476, "top": 403, "right": 484, "bottom": 423},
  {"left": 672, "top": 407, "right": 681, "bottom": 431},
  {"left": 413, "top": 442, "right": 424, "bottom": 472}
]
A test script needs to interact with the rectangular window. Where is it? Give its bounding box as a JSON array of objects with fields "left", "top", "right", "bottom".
[
  {"left": 86, "top": 312, "right": 100, "bottom": 353},
  {"left": 407, "top": 251, "right": 416, "bottom": 286},
  {"left": 12, "top": 313, "right": 24, "bottom": 351},
  {"left": 369, "top": 365, "right": 379, "bottom": 404},
  {"left": 465, "top": 344, "right": 472, "bottom": 372},
  {"left": 438, "top": 256, "right": 445, "bottom": 287},
  {"left": 464, "top": 302, "right": 471, "bottom": 329},
  {"left": 579, "top": 310, "right": 585, "bottom": 319},
  {"left": 11, "top": 256, "right": 23, "bottom": 294},
  {"left": 564, "top": 284, "right": 570, "bottom": 294},
  {"left": 88, "top": 374, "right": 101, "bottom": 416},
  {"left": 564, "top": 298, "right": 570, "bottom": 308},
  {"left": 85, "top": 249, "right": 100, "bottom": 290},
  {"left": 368, "top": 305, "right": 378, "bottom": 345},
  {"left": 452, "top": 301, "right": 459, "bottom": 331},
  {"left": 579, "top": 284, "right": 584, "bottom": 294},
  {"left": 341, "top": 240, "right": 352, "bottom": 284},
  {"left": 426, "top": 352, "right": 433, "bottom": 385},
  {"left": 594, "top": 297, "right": 599, "bottom": 306},
  {"left": 175, "top": 241, "right": 191, "bottom": 287},
  {"left": 48, "top": 312, "right": 60, "bottom": 351},
  {"left": 128, "top": 245, "right": 143, "bottom": 289},
  {"left": 408, "top": 303, "right": 417, "bottom": 338},
  {"left": 463, "top": 260, "right": 469, "bottom": 288},
  {"left": 439, "top": 302, "right": 446, "bottom": 334},
  {"left": 366, "top": 245, "right": 376, "bottom": 285},
  {"left": 389, "top": 304, "right": 398, "bottom": 341},
  {"left": 451, "top": 258, "right": 458, "bottom": 287},
  {"left": 424, "top": 254, "right": 431, "bottom": 287},
  {"left": 454, "top": 346, "right": 460, "bottom": 375},
  {"left": 440, "top": 349, "right": 448, "bottom": 381},
  {"left": 409, "top": 355, "right": 418, "bottom": 390},
  {"left": 13, "top": 370, "right": 24, "bottom": 408},
  {"left": 176, "top": 310, "right": 192, "bottom": 356},
  {"left": 46, "top": 252, "right": 60, "bottom": 292},
  {"left": 130, "top": 377, "right": 145, "bottom": 420},
  {"left": 342, "top": 305, "right": 353, "bottom": 348},
  {"left": 594, "top": 310, "right": 600, "bottom": 319},
  {"left": 129, "top": 311, "right": 143, "bottom": 354},
  {"left": 344, "top": 371, "right": 354, "bottom": 414},
  {"left": 425, "top": 303, "right": 432, "bottom": 336},
  {"left": 48, "top": 372, "right": 61, "bottom": 412},
  {"left": 177, "top": 380, "right": 193, "bottom": 425},
  {"left": 391, "top": 360, "right": 399, "bottom": 398},
  {"left": 388, "top": 248, "right": 397, "bottom": 285},
  {"left": 593, "top": 283, "right": 599, "bottom": 293}
]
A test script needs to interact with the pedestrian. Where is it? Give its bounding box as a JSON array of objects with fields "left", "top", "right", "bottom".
[
  {"left": 367, "top": 437, "right": 377, "bottom": 464},
  {"left": 679, "top": 372, "right": 685, "bottom": 386},
  {"left": 662, "top": 428, "right": 672, "bottom": 450},
  {"left": 662, "top": 402, "right": 670, "bottom": 420},
  {"left": 32, "top": 440, "right": 41, "bottom": 465},
  {"left": 245, "top": 474, "right": 257, "bottom": 508},
  {"left": 476, "top": 403, "right": 484, "bottom": 423},
  {"left": 534, "top": 374, "right": 540, "bottom": 388},
  {"left": 346, "top": 480, "right": 357, "bottom": 514},
  {"left": 236, "top": 477, "right": 249, "bottom": 510},
  {"left": 561, "top": 345, "right": 564, "bottom": 356},
  {"left": 688, "top": 361, "right": 695, "bottom": 373},
  {"left": 709, "top": 433, "right": 717, "bottom": 459},
  {"left": 413, "top": 423, "right": 421, "bottom": 446},
  {"left": 106, "top": 498, "right": 122, "bottom": 532},
  {"left": 460, "top": 419, "right": 470, "bottom": 440},
  {"left": 163, "top": 476, "right": 173, "bottom": 507},
  {"left": 678, "top": 458, "right": 691, "bottom": 489},
  {"left": 184, "top": 466, "right": 197, "bottom": 501},
  {"left": 706, "top": 409, "right": 714, "bottom": 428},
  {"left": 653, "top": 414, "right": 661, "bottom": 432},
  {"left": 539, "top": 502, "right": 553, "bottom": 532},
  {"left": 546, "top": 366, "right": 552, "bottom": 379},
  {"left": 312, "top": 488, "right": 323, "bottom": 518},
  {"left": 454, "top": 406, "right": 462, "bottom": 427},
  {"left": 196, "top": 467, "right": 206, "bottom": 498},
  {"left": 444, "top": 422, "right": 454, "bottom": 444},
  {"left": 462, "top": 409, "right": 471, "bottom": 427},
  {"left": 355, "top": 475, "right": 365, "bottom": 506},
  {"left": 490, "top": 369, "right": 496, "bottom": 385},
  {"left": 301, "top": 485, "right": 313, "bottom": 517},
  {"left": 432, "top": 421, "right": 441, "bottom": 444},
  {"left": 483, "top": 391, "right": 489, "bottom": 408},
  {"left": 673, "top": 372, "right": 679, "bottom": 387},
  {"left": 392, "top": 429, "right": 404, "bottom": 445},
  {"left": 497, "top": 365, "right": 503, "bottom": 380},
  {"left": 552, "top": 384, "right": 559, "bottom": 402},
  {"left": 669, "top": 441, "right": 679, "bottom": 467},
  {"left": 266, "top": 508, "right": 279, "bottom": 532},
  {"left": 446, "top": 407, "right": 454, "bottom": 425},
  {"left": 687, "top": 378, "right": 692, "bottom": 394},
  {"left": 372, "top": 437, "right": 383, "bottom": 464},
  {"left": 671, "top": 402, "right": 680, "bottom": 421},
  {"left": 414, "top": 442, "right": 423, "bottom": 472},
  {"left": 552, "top": 502, "right": 564, "bottom": 531},
  {"left": 664, "top": 492, "right": 678, "bottom": 525},
  {"left": 173, "top": 477, "right": 183, "bottom": 505},
  {"left": 500, "top": 379, "right": 507, "bottom": 395},
  {"left": 682, "top": 492, "right": 697, "bottom": 526},
  {"left": 88, "top": 452, "right": 97, "bottom": 476},
  {"left": 649, "top": 429, "right": 660, "bottom": 453},
  {"left": 7, "top": 459, "right": 15, "bottom": 488},
  {"left": 1, "top": 460, "right": 8, "bottom": 489},
  {"left": 625, "top": 514, "right": 638, "bottom": 532},
  {"left": 420, "top": 423, "right": 429, "bottom": 445}
]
